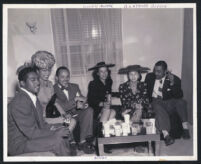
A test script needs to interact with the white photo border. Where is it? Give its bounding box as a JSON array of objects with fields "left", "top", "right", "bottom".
[{"left": 3, "top": 3, "right": 197, "bottom": 161}]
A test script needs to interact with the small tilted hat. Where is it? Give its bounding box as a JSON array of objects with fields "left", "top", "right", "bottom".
[
  {"left": 88, "top": 61, "right": 115, "bottom": 71},
  {"left": 118, "top": 65, "right": 150, "bottom": 74}
]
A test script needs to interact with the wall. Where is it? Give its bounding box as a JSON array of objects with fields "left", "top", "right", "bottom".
[
  {"left": 7, "top": 8, "right": 187, "bottom": 98},
  {"left": 121, "top": 9, "right": 184, "bottom": 80},
  {"left": 181, "top": 9, "right": 193, "bottom": 123},
  {"left": 7, "top": 9, "right": 56, "bottom": 97}
]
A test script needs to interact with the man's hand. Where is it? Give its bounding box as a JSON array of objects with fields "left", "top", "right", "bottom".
[
  {"left": 54, "top": 127, "right": 70, "bottom": 138},
  {"left": 167, "top": 71, "right": 174, "bottom": 86},
  {"left": 63, "top": 114, "right": 72, "bottom": 122}
]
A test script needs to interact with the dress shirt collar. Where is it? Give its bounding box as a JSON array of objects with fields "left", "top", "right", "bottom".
[
  {"left": 21, "top": 87, "right": 37, "bottom": 107},
  {"left": 156, "top": 76, "right": 166, "bottom": 84},
  {"left": 58, "top": 83, "right": 69, "bottom": 90}
]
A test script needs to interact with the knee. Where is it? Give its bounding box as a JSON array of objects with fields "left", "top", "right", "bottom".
[
  {"left": 111, "top": 109, "right": 116, "bottom": 116},
  {"left": 176, "top": 99, "right": 187, "bottom": 107},
  {"left": 151, "top": 102, "right": 162, "bottom": 112}
]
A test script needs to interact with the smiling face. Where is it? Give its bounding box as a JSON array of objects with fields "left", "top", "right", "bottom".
[
  {"left": 20, "top": 72, "right": 40, "bottom": 94},
  {"left": 97, "top": 67, "right": 108, "bottom": 81},
  {"left": 38, "top": 68, "right": 52, "bottom": 81},
  {"left": 128, "top": 71, "right": 140, "bottom": 82},
  {"left": 56, "top": 69, "right": 70, "bottom": 88}
]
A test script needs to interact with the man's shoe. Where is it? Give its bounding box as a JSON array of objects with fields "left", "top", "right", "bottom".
[
  {"left": 134, "top": 146, "right": 145, "bottom": 153},
  {"left": 79, "top": 142, "right": 95, "bottom": 154},
  {"left": 164, "top": 135, "right": 175, "bottom": 146},
  {"left": 182, "top": 129, "right": 190, "bottom": 139},
  {"left": 70, "top": 143, "right": 77, "bottom": 156}
]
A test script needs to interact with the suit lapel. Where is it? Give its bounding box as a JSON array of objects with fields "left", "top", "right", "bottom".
[
  {"left": 67, "top": 84, "right": 73, "bottom": 101},
  {"left": 162, "top": 77, "right": 170, "bottom": 94},
  {"left": 150, "top": 75, "right": 156, "bottom": 95},
  {"left": 20, "top": 90, "right": 41, "bottom": 128},
  {"left": 55, "top": 84, "right": 69, "bottom": 102}
]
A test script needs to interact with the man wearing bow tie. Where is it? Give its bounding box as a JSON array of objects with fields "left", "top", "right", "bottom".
[
  {"left": 145, "top": 61, "right": 190, "bottom": 146},
  {"left": 54, "top": 66, "right": 94, "bottom": 154}
]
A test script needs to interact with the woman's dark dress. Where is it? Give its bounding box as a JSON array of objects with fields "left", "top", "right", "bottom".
[{"left": 87, "top": 78, "right": 113, "bottom": 119}]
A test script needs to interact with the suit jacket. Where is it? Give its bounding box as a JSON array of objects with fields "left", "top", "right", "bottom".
[
  {"left": 54, "top": 83, "right": 82, "bottom": 112},
  {"left": 8, "top": 89, "right": 54, "bottom": 155},
  {"left": 145, "top": 72, "right": 183, "bottom": 102}
]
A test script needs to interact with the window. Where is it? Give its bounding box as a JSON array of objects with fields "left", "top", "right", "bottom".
[{"left": 51, "top": 9, "right": 124, "bottom": 92}]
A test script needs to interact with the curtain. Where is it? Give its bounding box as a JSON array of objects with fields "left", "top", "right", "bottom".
[{"left": 51, "top": 9, "right": 124, "bottom": 95}]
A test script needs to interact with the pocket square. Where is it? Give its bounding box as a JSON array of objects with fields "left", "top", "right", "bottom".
[{"left": 167, "top": 88, "right": 171, "bottom": 91}]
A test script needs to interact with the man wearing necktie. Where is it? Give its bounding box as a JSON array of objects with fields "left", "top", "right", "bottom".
[
  {"left": 145, "top": 61, "right": 190, "bottom": 146},
  {"left": 8, "top": 66, "right": 71, "bottom": 156},
  {"left": 54, "top": 66, "right": 94, "bottom": 154}
]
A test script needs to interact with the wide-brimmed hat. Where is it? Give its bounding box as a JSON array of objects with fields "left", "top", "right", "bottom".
[
  {"left": 88, "top": 61, "right": 115, "bottom": 71},
  {"left": 118, "top": 65, "right": 150, "bottom": 74}
]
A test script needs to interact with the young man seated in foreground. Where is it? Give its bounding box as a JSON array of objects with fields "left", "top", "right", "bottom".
[{"left": 8, "top": 66, "right": 72, "bottom": 156}]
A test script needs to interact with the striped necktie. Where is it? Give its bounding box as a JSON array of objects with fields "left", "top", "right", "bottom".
[{"left": 157, "top": 80, "right": 163, "bottom": 99}]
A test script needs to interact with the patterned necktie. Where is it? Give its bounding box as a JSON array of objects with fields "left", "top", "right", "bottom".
[{"left": 157, "top": 80, "right": 163, "bottom": 99}]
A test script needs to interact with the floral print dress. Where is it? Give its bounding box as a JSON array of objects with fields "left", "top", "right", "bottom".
[{"left": 119, "top": 81, "right": 149, "bottom": 115}]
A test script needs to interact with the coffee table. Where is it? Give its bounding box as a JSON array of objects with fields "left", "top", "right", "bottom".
[{"left": 97, "top": 134, "right": 161, "bottom": 156}]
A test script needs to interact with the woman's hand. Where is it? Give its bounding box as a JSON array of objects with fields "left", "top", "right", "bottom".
[
  {"left": 103, "top": 101, "right": 110, "bottom": 109},
  {"left": 135, "top": 103, "right": 143, "bottom": 110},
  {"left": 122, "top": 109, "right": 131, "bottom": 116},
  {"left": 99, "top": 102, "right": 104, "bottom": 107}
]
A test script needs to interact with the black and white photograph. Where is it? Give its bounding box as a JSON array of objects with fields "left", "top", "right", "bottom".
[{"left": 3, "top": 3, "right": 197, "bottom": 161}]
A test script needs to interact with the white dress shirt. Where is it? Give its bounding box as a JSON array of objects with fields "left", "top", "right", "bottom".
[
  {"left": 152, "top": 76, "right": 166, "bottom": 98},
  {"left": 58, "top": 84, "right": 80, "bottom": 101},
  {"left": 21, "top": 87, "right": 37, "bottom": 107}
]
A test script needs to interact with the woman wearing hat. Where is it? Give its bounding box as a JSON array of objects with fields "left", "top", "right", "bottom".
[
  {"left": 31, "top": 51, "right": 76, "bottom": 132},
  {"left": 87, "top": 62, "right": 116, "bottom": 136},
  {"left": 118, "top": 65, "right": 150, "bottom": 153},
  {"left": 118, "top": 65, "right": 150, "bottom": 121}
]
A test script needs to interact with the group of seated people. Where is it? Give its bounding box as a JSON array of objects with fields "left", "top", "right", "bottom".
[{"left": 8, "top": 50, "right": 190, "bottom": 156}]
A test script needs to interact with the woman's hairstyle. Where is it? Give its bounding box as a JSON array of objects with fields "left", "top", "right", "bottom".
[
  {"left": 31, "top": 51, "right": 55, "bottom": 70},
  {"left": 92, "top": 67, "right": 112, "bottom": 82},
  {"left": 18, "top": 66, "right": 38, "bottom": 82},
  {"left": 127, "top": 70, "right": 142, "bottom": 81}
]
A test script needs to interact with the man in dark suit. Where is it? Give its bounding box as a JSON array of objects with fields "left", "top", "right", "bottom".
[
  {"left": 8, "top": 66, "right": 71, "bottom": 156},
  {"left": 54, "top": 66, "right": 94, "bottom": 154},
  {"left": 145, "top": 61, "right": 190, "bottom": 146}
]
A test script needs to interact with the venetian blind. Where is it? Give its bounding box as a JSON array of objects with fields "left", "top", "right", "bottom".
[{"left": 51, "top": 8, "right": 124, "bottom": 91}]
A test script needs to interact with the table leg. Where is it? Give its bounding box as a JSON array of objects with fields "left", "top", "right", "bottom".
[
  {"left": 98, "top": 144, "right": 104, "bottom": 156},
  {"left": 148, "top": 141, "right": 152, "bottom": 156},
  {"left": 155, "top": 141, "right": 161, "bottom": 156}
]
